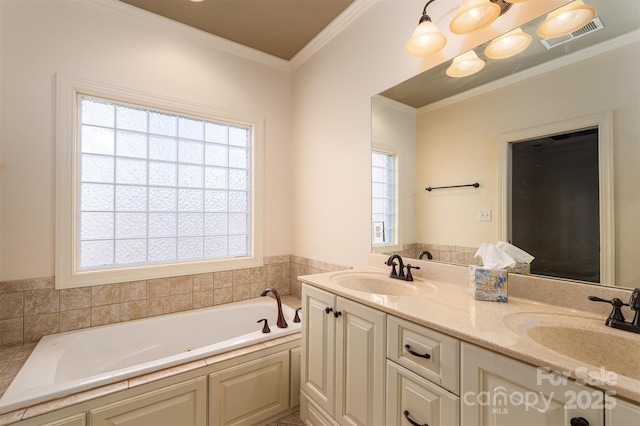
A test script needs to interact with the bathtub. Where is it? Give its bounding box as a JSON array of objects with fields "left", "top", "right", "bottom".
[{"left": 0, "top": 297, "right": 301, "bottom": 414}]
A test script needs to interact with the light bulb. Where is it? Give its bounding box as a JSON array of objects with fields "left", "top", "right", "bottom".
[{"left": 450, "top": 0, "right": 501, "bottom": 34}]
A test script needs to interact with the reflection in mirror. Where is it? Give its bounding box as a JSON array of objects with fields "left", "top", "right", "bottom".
[{"left": 371, "top": 0, "right": 640, "bottom": 288}]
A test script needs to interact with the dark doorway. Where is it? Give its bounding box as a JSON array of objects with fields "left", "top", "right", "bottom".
[{"left": 511, "top": 128, "right": 600, "bottom": 283}]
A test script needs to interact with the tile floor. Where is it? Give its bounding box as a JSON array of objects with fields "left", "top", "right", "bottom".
[{"left": 267, "top": 411, "right": 304, "bottom": 425}]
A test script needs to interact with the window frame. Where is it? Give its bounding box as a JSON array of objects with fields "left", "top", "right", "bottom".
[
  {"left": 371, "top": 146, "right": 402, "bottom": 253},
  {"left": 55, "top": 74, "right": 264, "bottom": 289}
]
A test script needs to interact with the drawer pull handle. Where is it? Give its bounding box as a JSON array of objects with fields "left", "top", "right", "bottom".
[
  {"left": 405, "top": 344, "right": 431, "bottom": 359},
  {"left": 403, "top": 410, "right": 428, "bottom": 426}
]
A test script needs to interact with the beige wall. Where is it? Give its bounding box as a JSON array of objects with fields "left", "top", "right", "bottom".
[
  {"left": 289, "top": 0, "right": 564, "bottom": 268},
  {"left": 415, "top": 40, "right": 640, "bottom": 288},
  {"left": 0, "top": 0, "right": 292, "bottom": 280}
]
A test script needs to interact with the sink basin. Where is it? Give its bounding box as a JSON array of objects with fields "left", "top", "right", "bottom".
[
  {"left": 504, "top": 312, "right": 640, "bottom": 380},
  {"left": 329, "top": 271, "right": 437, "bottom": 296}
]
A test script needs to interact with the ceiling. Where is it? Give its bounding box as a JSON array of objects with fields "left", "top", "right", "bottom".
[{"left": 119, "top": 0, "right": 354, "bottom": 60}]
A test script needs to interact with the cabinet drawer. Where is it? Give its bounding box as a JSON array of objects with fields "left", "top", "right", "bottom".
[
  {"left": 387, "top": 315, "right": 459, "bottom": 394},
  {"left": 387, "top": 361, "right": 459, "bottom": 426}
]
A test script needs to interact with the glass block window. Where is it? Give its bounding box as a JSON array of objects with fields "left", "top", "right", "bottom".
[
  {"left": 78, "top": 95, "right": 251, "bottom": 270},
  {"left": 371, "top": 150, "right": 395, "bottom": 245}
]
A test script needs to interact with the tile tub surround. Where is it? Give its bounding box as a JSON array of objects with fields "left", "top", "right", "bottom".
[
  {"left": 0, "top": 296, "right": 302, "bottom": 425},
  {"left": 0, "top": 255, "right": 350, "bottom": 348}
]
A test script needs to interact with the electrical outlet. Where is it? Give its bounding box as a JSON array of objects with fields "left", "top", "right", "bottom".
[{"left": 478, "top": 209, "right": 492, "bottom": 221}]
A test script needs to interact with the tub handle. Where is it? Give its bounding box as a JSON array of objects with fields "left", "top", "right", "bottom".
[
  {"left": 257, "top": 318, "right": 270, "bottom": 333},
  {"left": 294, "top": 308, "right": 302, "bottom": 323}
]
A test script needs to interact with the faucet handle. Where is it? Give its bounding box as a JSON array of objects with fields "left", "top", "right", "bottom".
[
  {"left": 406, "top": 264, "right": 420, "bottom": 281},
  {"left": 628, "top": 288, "right": 640, "bottom": 310},
  {"left": 385, "top": 260, "right": 398, "bottom": 277},
  {"left": 588, "top": 295, "right": 628, "bottom": 323}
]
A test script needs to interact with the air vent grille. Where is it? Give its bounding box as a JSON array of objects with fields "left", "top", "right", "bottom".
[{"left": 540, "top": 17, "right": 604, "bottom": 49}]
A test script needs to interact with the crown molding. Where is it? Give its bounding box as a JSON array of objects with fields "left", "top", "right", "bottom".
[
  {"left": 290, "top": 0, "right": 379, "bottom": 70},
  {"left": 419, "top": 29, "right": 640, "bottom": 115},
  {"left": 80, "top": 0, "right": 291, "bottom": 72},
  {"left": 372, "top": 94, "right": 417, "bottom": 115}
]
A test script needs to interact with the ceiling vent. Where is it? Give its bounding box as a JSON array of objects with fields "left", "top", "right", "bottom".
[{"left": 540, "top": 17, "right": 604, "bottom": 49}]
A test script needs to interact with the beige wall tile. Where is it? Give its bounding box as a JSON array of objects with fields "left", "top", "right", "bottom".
[
  {"left": 147, "top": 297, "right": 170, "bottom": 317},
  {"left": 121, "top": 281, "right": 146, "bottom": 302},
  {"left": 281, "top": 263, "right": 291, "bottom": 279},
  {"left": 251, "top": 283, "right": 265, "bottom": 298},
  {"left": 24, "top": 289, "right": 59, "bottom": 316},
  {"left": 92, "top": 284, "right": 120, "bottom": 307},
  {"left": 193, "top": 273, "right": 213, "bottom": 291},
  {"left": 250, "top": 266, "right": 266, "bottom": 284},
  {"left": 91, "top": 304, "right": 120, "bottom": 326},
  {"left": 147, "top": 278, "right": 170, "bottom": 298},
  {"left": 214, "top": 271, "right": 233, "bottom": 289},
  {"left": 60, "top": 287, "right": 92, "bottom": 312},
  {"left": 171, "top": 293, "right": 192, "bottom": 312},
  {"left": 193, "top": 290, "right": 213, "bottom": 309},
  {"left": 0, "top": 293, "right": 23, "bottom": 320},
  {"left": 232, "top": 269, "right": 251, "bottom": 286},
  {"left": 0, "top": 318, "right": 23, "bottom": 346},
  {"left": 265, "top": 255, "right": 290, "bottom": 264},
  {"left": 232, "top": 285, "right": 251, "bottom": 302},
  {"left": 170, "top": 276, "right": 193, "bottom": 295},
  {"left": 0, "top": 277, "right": 54, "bottom": 294},
  {"left": 213, "top": 288, "right": 232, "bottom": 305},
  {"left": 266, "top": 264, "right": 283, "bottom": 281},
  {"left": 59, "top": 309, "right": 91, "bottom": 332},
  {"left": 24, "top": 313, "right": 58, "bottom": 342},
  {"left": 121, "top": 300, "right": 147, "bottom": 321}
]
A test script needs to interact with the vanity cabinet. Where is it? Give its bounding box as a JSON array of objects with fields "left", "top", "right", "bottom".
[
  {"left": 300, "top": 284, "right": 386, "bottom": 425},
  {"left": 606, "top": 397, "right": 640, "bottom": 425},
  {"left": 461, "top": 343, "right": 605, "bottom": 426},
  {"left": 386, "top": 315, "right": 460, "bottom": 426}
]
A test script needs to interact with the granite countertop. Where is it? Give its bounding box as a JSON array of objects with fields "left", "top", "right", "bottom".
[{"left": 298, "top": 267, "right": 640, "bottom": 402}]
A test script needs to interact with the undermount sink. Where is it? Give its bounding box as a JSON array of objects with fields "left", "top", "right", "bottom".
[
  {"left": 504, "top": 312, "right": 640, "bottom": 380},
  {"left": 329, "top": 271, "right": 437, "bottom": 296}
]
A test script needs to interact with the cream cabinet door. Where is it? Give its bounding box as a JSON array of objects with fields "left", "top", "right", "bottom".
[
  {"left": 209, "top": 350, "right": 290, "bottom": 426},
  {"left": 301, "top": 285, "right": 337, "bottom": 416},
  {"left": 606, "top": 396, "right": 640, "bottom": 425},
  {"left": 90, "top": 377, "right": 207, "bottom": 426},
  {"left": 290, "top": 346, "right": 302, "bottom": 408},
  {"left": 387, "top": 361, "right": 459, "bottom": 426},
  {"left": 334, "top": 296, "right": 386, "bottom": 426},
  {"left": 461, "top": 343, "right": 604, "bottom": 426}
]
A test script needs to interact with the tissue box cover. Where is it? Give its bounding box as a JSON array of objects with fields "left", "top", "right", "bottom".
[
  {"left": 506, "top": 262, "right": 530, "bottom": 275},
  {"left": 469, "top": 265, "right": 508, "bottom": 302}
]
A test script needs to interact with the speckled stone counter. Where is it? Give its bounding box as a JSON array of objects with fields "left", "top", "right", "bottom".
[{"left": 299, "top": 262, "right": 640, "bottom": 403}]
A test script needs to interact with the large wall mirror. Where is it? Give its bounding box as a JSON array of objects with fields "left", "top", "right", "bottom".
[{"left": 371, "top": 0, "right": 639, "bottom": 289}]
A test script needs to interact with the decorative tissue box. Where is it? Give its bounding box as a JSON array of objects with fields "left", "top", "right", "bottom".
[
  {"left": 469, "top": 265, "right": 508, "bottom": 302},
  {"left": 506, "top": 262, "right": 531, "bottom": 275}
]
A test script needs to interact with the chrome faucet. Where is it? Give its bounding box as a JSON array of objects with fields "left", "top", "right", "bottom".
[
  {"left": 261, "top": 287, "right": 288, "bottom": 328},
  {"left": 418, "top": 250, "right": 433, "bottom": 260},
  {"left": 588, "top": 288, "right": 640, "bottom": 335},
  {"left": 385, "top": 254, "right": 420, "bottom": 281}
]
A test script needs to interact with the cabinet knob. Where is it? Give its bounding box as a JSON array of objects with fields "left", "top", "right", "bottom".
[
  {"left": 403, "top": 410, "right": 428, "bottom": 426},
  {"left": 334, "top": 311, "right": 342, "bottom": 318},
  {"left": 570, "top": 417, "right": 589, "bottom": 426},
  {"left": 325, "top": 307, "right": 333, "bottom": 314}
]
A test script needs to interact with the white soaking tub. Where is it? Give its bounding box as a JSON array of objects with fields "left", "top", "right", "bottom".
[{"left": 0, "top": 297, "right": 301, "bottom": 413}]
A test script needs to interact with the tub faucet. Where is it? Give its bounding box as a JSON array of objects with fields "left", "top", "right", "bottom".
[
  {"left": 261, "top": 288, "right": 288, "bottom": 328},
  {"left": 418, "top": 250, "right": 433, "bottom": 260}
]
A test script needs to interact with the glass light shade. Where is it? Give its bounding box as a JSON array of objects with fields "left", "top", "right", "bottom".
[
  {"left": 484, "top": 27, "right": 532, "bottom": 59},
  {"left": 405, "top": 20, "right": 447, "bottom": 56},
  {"left": 449, "top": 0, "right": 501, "bottom": 34},
  {"left": 446, "top": 50, "right": 485, "bottom": 78},
  {"left": 537, "top": 0, "right": 596, "bottom": 38}
]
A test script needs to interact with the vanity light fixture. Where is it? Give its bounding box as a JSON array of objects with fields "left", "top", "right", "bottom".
[
  {"left": 449, "top": 0, "right": 502, "bottom": 34},
  {"left": 404, "top": 0, "right": 447, "bottom": 56},
  {"left": 484, "top": 27, "right": 532, "bottom": 59},
  {"left": 537, "top": 0, "right": 596, "bottom": 38},
  {"left": 446, "top": 50, "right": 485, "bottom": 78}
]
